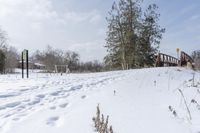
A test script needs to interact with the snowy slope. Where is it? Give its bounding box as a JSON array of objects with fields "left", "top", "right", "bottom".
[{"left": 0, "top": 67, "right": 200, "bottom": 133}]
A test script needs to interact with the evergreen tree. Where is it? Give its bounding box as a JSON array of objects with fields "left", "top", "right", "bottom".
[
  {"left": 105, "top": 0, "right": 165, "bottom": 69},
  {"left": 105, "top": 0, "right": 142, "bottom": 69},
  {"left": 138, "top": 4, "right": 165, "bottom": 67},
  {"left": 0, "top": 49, "right": 5, "bottom": 73}
]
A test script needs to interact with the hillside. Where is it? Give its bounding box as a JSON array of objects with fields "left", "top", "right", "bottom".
[{"left": 0, "top": 67, "right": 200, "bottom": 133}]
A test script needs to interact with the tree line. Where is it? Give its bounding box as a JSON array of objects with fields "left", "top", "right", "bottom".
[
  {"left": 31, "top": 45, "right": 104, "bottom": 73},
  {"left": 0, "top": 29, "right": 104, "bottom": 73},
  {"left": 0, "top": 28, "right": 19, "bottom": 73}
]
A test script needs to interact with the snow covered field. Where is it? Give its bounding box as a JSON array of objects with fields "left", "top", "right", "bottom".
[{"left": 0, "top": 67, "right": 200, "bottom": 133}]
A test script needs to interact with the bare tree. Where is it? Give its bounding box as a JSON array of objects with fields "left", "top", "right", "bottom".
[
  {"left": 0, "top": 28, "right": 19, "bottom": 73},
  {"left": 78, "top": 60, "right": 103, "bottom": 72},
  {"left": 41, "top": 45, "right": 62, "bottom": 72},
  {"left": 0, "top": 28, "right": 8, "bottom": 49},
  {"left": 4, "top": 46, "right": 19, "bottom": 73},
  {"left": 32, "top": 45, "right": 104, "bottom": 73},
  {"left": 64, "top": 51, "right": 80, "bottom": 72},
  {"left": 32, "top": 46, "right": 80, "bottom": 72}
]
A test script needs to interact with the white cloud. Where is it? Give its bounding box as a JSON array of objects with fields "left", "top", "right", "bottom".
[
  {"left": 67, "top": 40, "right": 106, "bottom": 62},
  {"left": 89, "top": 12, "right": 102, "bottom": 24},
  {"left": 180, "top": 5, "right": 196, "bottom": 16},
  {"left": 0, "top": 0, "right": 106, "bottom": 61},
  {"left": 189, "top": 15, "right": 200, "bottom": 21},
  {"left": 63, "top": 10, "right": 102, "bottom": 24},
  {"left": 0, "top": 0, "right": 59, "bottom": 33},
  {"left": 0, "top": 0, "right": 57, "bottom": 20}
]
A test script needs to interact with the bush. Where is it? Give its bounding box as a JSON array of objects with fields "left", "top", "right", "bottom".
[{"left": 92, "top": 104, "right": 114, "bottom": 133}]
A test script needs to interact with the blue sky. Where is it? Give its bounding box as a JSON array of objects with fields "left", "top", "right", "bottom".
[
  {"left": 156, "top": 0, "right": 200, "bottom": 57},
  {"left": 0, "top": 0, "right": 199, "bottom": 61}
]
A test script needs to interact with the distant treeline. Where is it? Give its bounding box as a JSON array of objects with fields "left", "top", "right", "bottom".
[
  {"left": 0, "top": 29, "right": 105, "bottom": 74},
  {"left": 31, "top": 45, "right": 104, "bottom": 73},
  {"left": 0, "top": 43, "right": 105, "bottom": 74},
  {"left": 0, "top": 28, "right": 18, "bottom": 73}
]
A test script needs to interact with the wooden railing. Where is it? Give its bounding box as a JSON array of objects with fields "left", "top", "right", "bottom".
[
  {"left": 155, "top": 51, "right": 194, "bottom": 67},
  {"left": 180, "top": 51, "right": 194, "bottom": 66},
  {"left": 155, "top": 53, "right": 179, "bottom": 67}
]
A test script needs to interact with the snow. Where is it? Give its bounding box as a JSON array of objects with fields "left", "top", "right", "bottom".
[
  {"left": 34, "top": 63, "right": 45, "bottom": 67},
  {"left": 0, "top": 67, "right": 200, "bottom": 133}
]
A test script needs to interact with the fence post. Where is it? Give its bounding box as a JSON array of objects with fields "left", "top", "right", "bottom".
[
  {"left": 26, "top": 50, "right": 29, "bottom": 78},
  {"left": 21, "top": 51, "right": 24, "bottom": 78}
]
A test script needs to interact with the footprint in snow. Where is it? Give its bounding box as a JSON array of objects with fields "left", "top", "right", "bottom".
[
  {"left": 4, "top": 113, "right": 12, "bottom": 118},
  {"left": 13, "top": 117, "right": 20, "bottom": 121},
  {"left": 27, "top": 99, "right": 40, "bottom": 106},
  {"left": 49, "top": 106, "right": 56, "bottom": 110},
  {"left": 22, "top": 99, "right": 30, "bottom": 103},
  {"left": 50, "top": 91, "right": 62, "bottom": 96},
  {"left": 70, "top": 85, "right": 83, "bottom": 91},
  {"left": 36, "top": 94, "right": 45, "bottom": 99},
  {"left": 59, "top": 103, "right": 68, "bottom": 108},
  {"left": 46, "top": 116, "right": 59, "bottom": 126},
  {"left": 81, "top": 95, "right": 87, "bottom": 99},
  {"left": 0, "top": 93, "right": 20, "bottom": 98},
  {"left": 19, "top": 88, "right": 29, "bottom": 92},
  {"left": 12, "top": 113, "right": 28, "bottom": 121},
  {"left": 0, "top": 101, "right": 21, "bottom": 110}
]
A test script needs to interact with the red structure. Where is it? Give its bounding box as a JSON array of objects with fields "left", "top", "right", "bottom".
[
  {"left": 155, "top": 51, "right": 194, "bottom": 67},
  {"left": 155, "top": 53, "right": 179, "bottom": 67},
  {"left": 180, "top": 51, "right": 194, "bottom": 66}
]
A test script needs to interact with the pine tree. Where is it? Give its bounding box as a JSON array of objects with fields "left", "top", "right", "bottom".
[
  {"left": 105, "top": 0, "right": 142, "bottom": 69},
  {"left": 138, "top": 4, "right": 165, "bottom": 67}
]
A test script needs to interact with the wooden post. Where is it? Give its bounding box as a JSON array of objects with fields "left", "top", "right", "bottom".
[
  {"left": 21, "top": 52, "right": 24, "bottom": 78},
  {"left": 55, "top": 65, "right": 57, "bottom": 73},
  {"left": 26, "top": 50, "right": 29, "bottom": 78},
  {"left": 156, "top": 53, "right": 161, "bottom": 67},
  {"left": 22, "top": 49, "right": 29, "bottom": 79}
]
